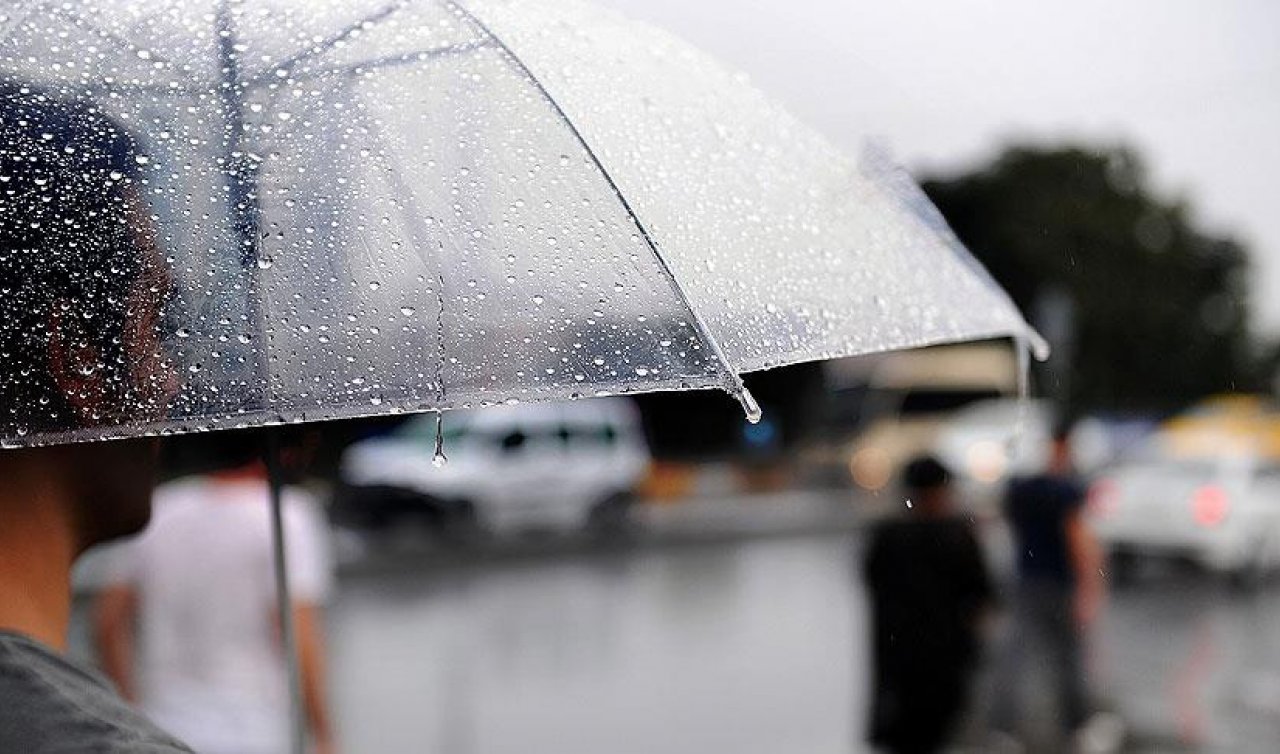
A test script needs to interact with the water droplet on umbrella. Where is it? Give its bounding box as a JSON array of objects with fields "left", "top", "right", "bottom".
[
  {"left": 257, "top": 257, "right": 274, "bottom": 270},
  {"left": 399, "top": 306, "right": 416, "bottom": 316}
]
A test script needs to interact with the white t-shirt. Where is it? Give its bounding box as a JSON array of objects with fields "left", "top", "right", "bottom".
[{"left": 103, "top": 476, "right": 333, "bottom": 754}]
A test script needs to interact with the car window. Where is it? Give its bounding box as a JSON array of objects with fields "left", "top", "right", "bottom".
[{"left": 499, "top": 430, "right": 528, "bottom": 454}]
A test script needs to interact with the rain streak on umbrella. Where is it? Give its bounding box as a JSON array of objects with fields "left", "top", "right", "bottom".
[{"left": 0, "top": 0, "right": 1041, "bottom": 450}]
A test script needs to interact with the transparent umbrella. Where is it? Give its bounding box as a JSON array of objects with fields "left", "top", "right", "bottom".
[
  {"left": 0, "top": 0, "right": 1042, "bottom": 449},
  {"left": 0, "top": 0, "right": 1042, "bottom": 750}
]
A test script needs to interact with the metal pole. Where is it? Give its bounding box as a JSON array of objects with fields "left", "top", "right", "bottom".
[{"left": 264, "top": 430, "right": 307, "bottom": 754}]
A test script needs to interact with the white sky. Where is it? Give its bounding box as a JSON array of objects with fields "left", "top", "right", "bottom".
[{"left": 599, "top": 0, "right": 1280, "bottom": 335}]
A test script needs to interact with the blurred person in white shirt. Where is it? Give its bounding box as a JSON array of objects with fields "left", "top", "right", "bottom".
[{"left": 93, "top": 449, "right": 336, "bottom": 754}]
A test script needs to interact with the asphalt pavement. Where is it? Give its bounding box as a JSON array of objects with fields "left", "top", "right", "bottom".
[{"left": 327, "top": 492, "right": 1280, "bottom": 754}]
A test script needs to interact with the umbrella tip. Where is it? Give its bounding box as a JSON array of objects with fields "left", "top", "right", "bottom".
[{"left": 735, "top": 387, "right": 762, "bottom": 425}]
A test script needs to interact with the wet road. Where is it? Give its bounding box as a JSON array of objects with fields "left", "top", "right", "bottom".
[
  {"left": 328, "top": 519, "right": 1280, "bottom": 754},
  {"left": 329, "top": 533, "right": 868, "bottom": 754},
  {"left": 1097, "top": 565, "right": 1280, "bottom": 752}
]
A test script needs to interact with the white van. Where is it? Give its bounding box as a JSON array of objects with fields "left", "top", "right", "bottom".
[{"left": 339, "top": 398, "right": 649, "bottom": 535}]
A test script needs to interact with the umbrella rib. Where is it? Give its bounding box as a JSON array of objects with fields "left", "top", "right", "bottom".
[
  {"left": 283, "top": 39, "right": 493, "bottom": 83},
  {"left": 240, "top": 0, "right": 410, "bottom": 90},
  {"left": 447, "top": 1, "right": 760, "bottom": 420}
]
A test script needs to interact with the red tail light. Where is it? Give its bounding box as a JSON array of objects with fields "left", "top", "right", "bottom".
[
  {"left": 1191, "top": 485, "right": 1230, "bottom": 527},
  {"left": 1088, "top": 480, "right": 1118, "bottom": 517}
]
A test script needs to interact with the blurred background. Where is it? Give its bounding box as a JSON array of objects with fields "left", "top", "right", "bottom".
[{"left": 70, "top": 1, "right": 1280, "bottom": 752}]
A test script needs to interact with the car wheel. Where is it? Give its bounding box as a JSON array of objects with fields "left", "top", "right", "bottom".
[
  {"left": 439, "top": 499, "right": 482, "bottom": 544},
  {"left": 1227, "top": 542, "right": 1267, "bottom": 591},
  {"left": 587, "top": 491, "right": 636, "bottom": 538}
]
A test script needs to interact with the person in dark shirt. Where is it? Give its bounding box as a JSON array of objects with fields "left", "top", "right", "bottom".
[
  {"left": 864, "top": 455, "right": 994, "bottom": 754},
  {"left": 0, "top": 82, "right": 188, "bottom": 752},
  {"left": 990, "top": 426, "right": 1104, "bottom": 744}
]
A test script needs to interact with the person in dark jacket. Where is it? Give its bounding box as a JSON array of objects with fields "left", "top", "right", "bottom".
[{"left": 864, "top": 455, "right": 995, "bottom": 754}]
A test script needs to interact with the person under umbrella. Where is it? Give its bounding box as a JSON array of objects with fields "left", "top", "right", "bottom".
[
  {"left": 0, "top": 2, "right": 1045, "bottom": 750},
  {"left": 0, "top": 82, "right": 191, "bottom": 752}
]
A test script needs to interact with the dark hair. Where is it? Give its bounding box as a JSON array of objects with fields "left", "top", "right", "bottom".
[
  {"left": 0, "top": 80, "right": 145, "bottom": 435},
  {"left": 902, "top": 455, "right": 951, "bottom": 494}
]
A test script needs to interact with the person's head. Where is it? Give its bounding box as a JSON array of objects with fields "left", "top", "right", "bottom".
[
  {"left": 901, "top": 454, "right": 953, "bottom": 515},
  {"left": 0, "top": 81, "right": 175, "bottom": 549}
]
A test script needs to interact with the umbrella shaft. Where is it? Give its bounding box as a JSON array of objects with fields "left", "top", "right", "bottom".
[{"left": 265, "top": 432, "right": 306, "bottom": 754}]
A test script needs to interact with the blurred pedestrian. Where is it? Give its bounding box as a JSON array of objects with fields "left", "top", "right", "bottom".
[
  {"left": 94, "top": 453, "right": 336, "bottom": 754},
  {"left": 989, "top": 425, "right": 1105, "bottom": 746},
  {"left": 0, "top": 82, "right": 190, "bottom": 752},
  {"left": 864, "top": 456, "right": 995, "bottom": 754}
]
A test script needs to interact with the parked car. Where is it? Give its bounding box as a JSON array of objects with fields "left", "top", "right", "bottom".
[
  {"left": 1089, "top": 450, "right": 1280, "bottom": 581},
  {"left": 337, "top": 398, "right": 649, "bottom": 535}
]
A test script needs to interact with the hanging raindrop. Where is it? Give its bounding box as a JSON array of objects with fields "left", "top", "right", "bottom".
[{"left": 431, "top": 410, "right": 448, "bottom": 468}]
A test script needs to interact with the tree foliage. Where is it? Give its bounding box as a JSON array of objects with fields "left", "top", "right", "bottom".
[{"left": 922, "top": 145, "right": 1253, "bottom": 414}]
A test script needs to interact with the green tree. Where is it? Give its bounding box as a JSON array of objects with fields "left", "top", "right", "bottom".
[{"left": 922, "top": 145, "right": 1253, "bottom": 414}]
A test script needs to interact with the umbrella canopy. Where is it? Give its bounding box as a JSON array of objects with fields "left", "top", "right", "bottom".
[{"left": 0, "top": 0, "right": 1040, "bottom": 448}]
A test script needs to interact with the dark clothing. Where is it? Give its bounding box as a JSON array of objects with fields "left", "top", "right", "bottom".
[
  {"left": 994, "top": 472, "right": 1091, "bottom": 736},
  {"left": 864, "top": 515, "right": 994, "bottom": 753},
  {"left": 0, "top": 631, "right": 192, "bottom": 753},
  {"left": 1006, "top": 474, "right": 1085, "bottom": 586},
  {"left": 990, "top": 582, "right": 1088, "bottom": 732}
]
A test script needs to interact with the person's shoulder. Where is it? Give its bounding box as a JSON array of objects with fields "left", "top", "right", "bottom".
[{"left": 0, "top": 634, "right": 193, "bottom": 752}]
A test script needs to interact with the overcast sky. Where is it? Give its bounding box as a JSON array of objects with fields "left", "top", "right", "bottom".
[{"left": 599, "top": 0, "right": 1280, "bottom": 334}]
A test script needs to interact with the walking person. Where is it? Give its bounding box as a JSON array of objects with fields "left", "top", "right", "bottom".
[
  {"left": 94, "top": 450, "right": 337, "bottom": 754},
  {"left": 864, "top": 456, "right": 996, "bottom": 754},
  {"left": 989, "top": 425, "right": 1106, "bottom": 749}
]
